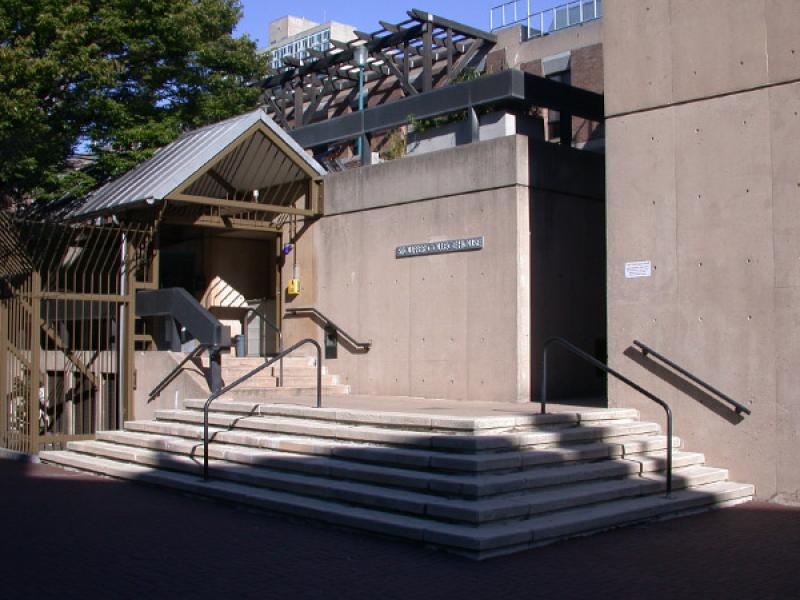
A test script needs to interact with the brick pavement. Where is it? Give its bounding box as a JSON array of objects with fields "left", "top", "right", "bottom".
[{"left": 1, "top": 459, "right": 798, "bottom": 600}]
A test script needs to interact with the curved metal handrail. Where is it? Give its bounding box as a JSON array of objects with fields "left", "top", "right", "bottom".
[
  {"left": 284, "top": 307, "right": 371, "bottom": 352},
  {"left": 541, "top": 337, "right": 674, "bottom": 497},
  {"left": 633, "top": 340, "right": 751, "bottom": 416},
  {"left": 244, "top": 307, "right": 284, "bottom": 387},
  {"left": 202, "top": 338, "right": 322, "bottom": 481}
]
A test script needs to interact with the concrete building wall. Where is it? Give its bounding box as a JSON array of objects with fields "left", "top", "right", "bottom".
[
  {"left": 282, "top": 134, "right": 605, "bottom": 403},
  {"left": 604, "top": 0, "right": 800, "bottom": 503},
  {"left": 268, "top": 16, "right": 319, "bottom": 45}
]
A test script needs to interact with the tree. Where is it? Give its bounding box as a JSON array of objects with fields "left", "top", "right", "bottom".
[{"left": 0, "top": 0, "right": 269, "bottom": 207}]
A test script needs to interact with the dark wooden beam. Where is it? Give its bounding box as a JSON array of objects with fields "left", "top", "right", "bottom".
[{"left": 206, "top": 169, "right": 236, "bottom": 196}]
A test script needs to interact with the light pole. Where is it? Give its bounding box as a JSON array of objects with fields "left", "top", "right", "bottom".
[{"left": 353, "top": 45, "right": 368, "bottom": 159}]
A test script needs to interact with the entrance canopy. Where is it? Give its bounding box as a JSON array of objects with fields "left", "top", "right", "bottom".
[{"left": 72, "top": 109, "right": 326, "bottom": 234}]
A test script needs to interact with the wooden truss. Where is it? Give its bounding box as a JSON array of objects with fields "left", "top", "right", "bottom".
[
  {"left": 163, "top": 121, "right": 323, "bottom": 233},
  {"left": 261, "top": 9, "right": 497, "bottom": 129}
]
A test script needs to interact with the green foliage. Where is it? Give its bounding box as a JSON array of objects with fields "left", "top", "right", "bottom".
[
  {"left": 0, "top": 0, "right": 268, "bottom": 206},
  {"left": 405, "top": 67, "right": 487, "bottom": 135},
  {"left": 380, "top": 127, "right": 406, "bottom": 161}
]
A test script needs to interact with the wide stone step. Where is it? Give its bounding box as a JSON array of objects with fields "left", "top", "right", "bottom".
[
  {"left": 225, "top": 385, "right": 350, "bottom": 398},
  {"left": 93, "top": 429, "right": 703, "bottom": 498},
  {"left": 145, "top": 409, "right": 660, "bottom": 452},
  {"left": 121, "top": 419, "right": 680, "bottom": 474},
  {"left": 147, "top": 410, "right": 660, "bottom": 451},
  {"left": 216, "top": 356, "right": 317, "bottom": 368},
  {"left": 61, "top": 439, "right": 723, "bottom": 524},
  {"left": 181, "top": 400, "right": 640, "bottom": 433},
  {"left": 36, "top": 450, "right": 755, "bottom": 559},
  {"left": 221, "top": 369, "right": 339, "bottom": 386}
]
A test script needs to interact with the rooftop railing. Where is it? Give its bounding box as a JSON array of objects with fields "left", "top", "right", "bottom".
[{"left": 490, "top": 0, "right": 602, "bottom": 37}]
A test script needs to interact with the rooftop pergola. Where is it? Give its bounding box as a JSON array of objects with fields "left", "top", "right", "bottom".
[{"left": 261, "top": 9, "right": 497, "bottom": 129}]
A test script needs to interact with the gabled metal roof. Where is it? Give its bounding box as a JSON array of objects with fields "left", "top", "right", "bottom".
[{"left": 73, "top": 109, "right": 325, "bottom": 219}]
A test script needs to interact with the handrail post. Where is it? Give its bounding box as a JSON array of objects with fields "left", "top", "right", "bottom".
[
  {"left": 202, "top": 337, "right": 322, "bottom": 481},
  {"left": 540, "top": 346, "right": 548, "bottom": 414}
]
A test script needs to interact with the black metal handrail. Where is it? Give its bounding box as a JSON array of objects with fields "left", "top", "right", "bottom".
[
  {"left": 633, "top": 340, "right": 751, "bottom": 416},
  {"left": 148, "top": 344, "right": 209, "bottom": 402},
  {"left": 243, "top": 307, "right": 284, "bottom": 387},
  {"left": 202, "top": 338, "right": 322, "bottom": 481},
  {"left": 285, "top": 307, "right": 371, "bottom": 351},
  {"left": 541, "top": 337, "right": 674, "bottom": 497}
]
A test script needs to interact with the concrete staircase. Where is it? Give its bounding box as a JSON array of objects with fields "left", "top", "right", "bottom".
[
  {"left": 214, "top": 355, "right": 351, "bottom": 398},
  {"left": 39, "top": 393, "right": 754, "bottom": 559}
]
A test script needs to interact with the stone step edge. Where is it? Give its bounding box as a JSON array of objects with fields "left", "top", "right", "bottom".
[
  {"left": 37, "top": 450, "right": 754, "bottom": 559},
  {"left": 145, "top": 411, "right": 660, "bottom": 451},
  {"left": 91, "top": 430, "right": 704, "bottom": 499},
  {"left": 62, "top": 440, "right": 725, "bottom": 525},
  {"left": 181, "top": 400, "right": 641, "bottom": 433},
  {"left": 121, "top": 420, "right": 682, "bottom": 473},
  {"left": 224, "top": 385, "right": 351, "bottom": 397}
]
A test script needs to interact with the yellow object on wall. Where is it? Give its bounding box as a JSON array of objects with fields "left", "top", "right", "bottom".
[{"left": 287, "top": 278, "right": 301, "bottom": 296}]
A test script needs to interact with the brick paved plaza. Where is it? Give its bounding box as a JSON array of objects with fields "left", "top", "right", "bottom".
[{"left": 2, "top": 459, "right": 798, "bottom": 599}]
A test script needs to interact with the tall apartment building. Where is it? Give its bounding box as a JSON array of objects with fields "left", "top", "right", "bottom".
[{"left": 265, "top": 15, "right": 357, "bottom": 71}]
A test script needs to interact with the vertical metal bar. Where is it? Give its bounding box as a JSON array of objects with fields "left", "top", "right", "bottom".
[
  {"left": 665, "top": 409, "right": 673, "bottom": 497},
  {"left": 357, "top": 66, "right": 365, "bottom": 158},
  {"left": 540, "top": 344, "right": 548, "bottom": 414},
  {"left": 124, "top": 239, "right": 136, "bottom": 425},
  {"left": 580, "top": 0, "right": 584, "bottom": 23},
  {"left": 527, "top": 0, "right": 531, "bottom": 35},
  {"left": 315, "top": 342, "right": 322, "bottom": 409},
  {"left": 29, "top": 271, "right": 41, "bottom": 454},
  {"left": 0, "top": 299, "right": 7, "bottom": 448},
  {"left": 540, "top": 11, "right": 544, "bottom": 37},
  {"left": 117, "top": 234, "right": 129, "bottom": 428}
]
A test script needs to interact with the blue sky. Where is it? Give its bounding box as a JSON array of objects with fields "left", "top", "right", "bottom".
[{"left": 234, "top": 1, "right": 565, "bottom": 46}]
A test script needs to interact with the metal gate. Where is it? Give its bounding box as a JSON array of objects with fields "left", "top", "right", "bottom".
[{"left": 0, "top": 215, "right": 152, "bottom": 453}]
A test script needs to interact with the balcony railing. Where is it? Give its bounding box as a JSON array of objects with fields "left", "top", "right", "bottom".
[{"left": 490, "top": 0, "right": 602, "bottom": 37}]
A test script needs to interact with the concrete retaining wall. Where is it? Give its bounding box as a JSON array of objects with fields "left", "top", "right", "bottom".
[{"left": 283, "top": 134, "right": 605, "bottom": 403}]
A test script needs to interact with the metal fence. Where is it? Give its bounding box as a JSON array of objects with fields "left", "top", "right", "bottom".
[
  {"left": 0, "top": 215, "right": 153, "bottom": 453},
  {"left": 490, "top": 0, "right": 602, "bottom": 36}
]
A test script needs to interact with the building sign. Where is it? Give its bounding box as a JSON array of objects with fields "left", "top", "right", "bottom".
[
  {"left": 625, "top": 260, "right": 652, "bottom": 278},
  {"left": 395, "top": 236, "right": 484, "bottom": 258}
]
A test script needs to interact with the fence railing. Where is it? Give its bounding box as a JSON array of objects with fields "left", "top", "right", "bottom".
[
  {"left": 0, "top": 216, "right": 154, "bottom": 453},
  {"left": 490, "top": 0, "right": 602, "bottom": 36}
]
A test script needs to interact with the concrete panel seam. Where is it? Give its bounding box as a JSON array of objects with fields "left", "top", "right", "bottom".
[
  {"left": 321, "top": 183, "right": 525, "bottom": 217},
  {"left": 606, "top": 76, "right": 800, "bottom": 120}
]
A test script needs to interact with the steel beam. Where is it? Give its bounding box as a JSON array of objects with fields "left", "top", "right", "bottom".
[{"left": 289, "top": 70, "right": 604, "bottom": 149}]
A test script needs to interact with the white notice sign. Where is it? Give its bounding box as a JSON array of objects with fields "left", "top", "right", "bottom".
[{"left": 625, "top": 260, "right": 652, "bottom": 279}]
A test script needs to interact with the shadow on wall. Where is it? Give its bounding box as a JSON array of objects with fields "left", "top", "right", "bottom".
[{"left": 623, "top": 346, "right": 745, "bottom": 426}]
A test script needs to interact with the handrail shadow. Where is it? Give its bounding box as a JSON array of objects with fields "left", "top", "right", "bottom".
[{"left": 624, "top": 346, "right": 745, "bottom": 426}]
